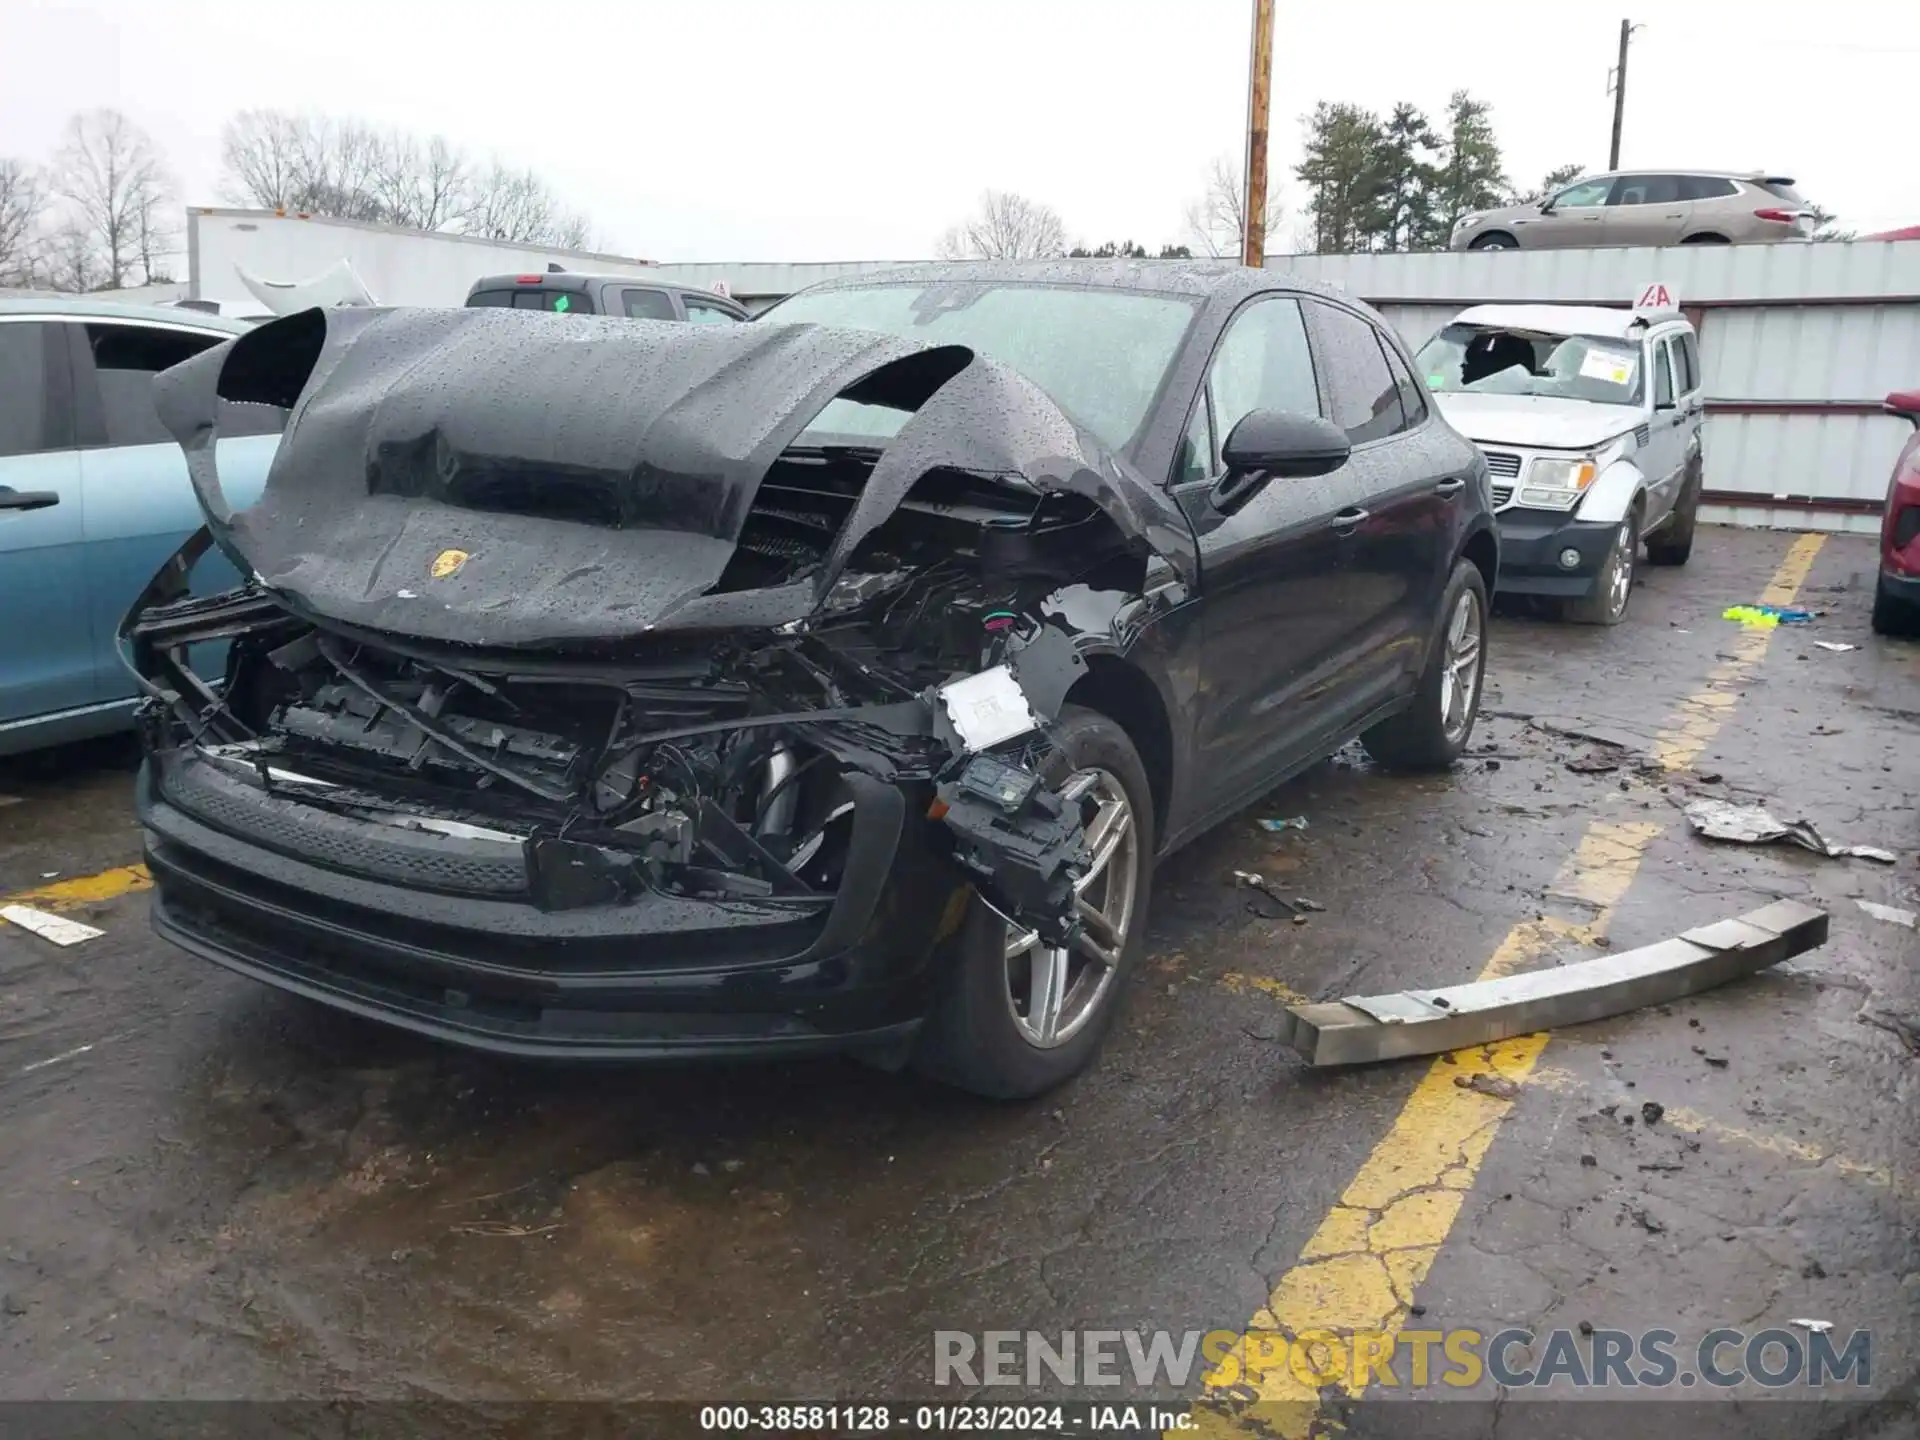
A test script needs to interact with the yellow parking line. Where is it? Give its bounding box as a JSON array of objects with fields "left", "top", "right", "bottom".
[
  {"left": 1190, "top": 532, "right": 1826, "bottom": 1438},
  {"left": 3, "top": 864, "right": 151, "bottom": 912}
]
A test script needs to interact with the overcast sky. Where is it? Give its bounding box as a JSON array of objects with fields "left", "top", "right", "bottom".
[{"left": 5, "top": 0, "right": 1916, "bottom": 263}]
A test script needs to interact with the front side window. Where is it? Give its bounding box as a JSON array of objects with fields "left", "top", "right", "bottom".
[
  {"left": 1208, "top": 296, "right": 1320, "bottom": 460},
  {"left": 1174, "top": 390, "right": 1214, "bottom": 486},
  {"left": 1612, "top": 174, "right": 1684, "bottom": 206},
  {"left": 763, "top": 282, "right": 1198, "bottom": 452},
  {"left": 0, "top": 322, "right": 56, "bottom": 458},
  {"left": 1416, "top": 323, "right": 1644, "bottom": 408},
  {"left": 82, "top": 323, "right": 221, "bottom": 447},
  {"left": 1552, "top": 178, "right": 1614, "bottom": 209},
  {"left": 1307, "top": 301, "right": 1403, "bottom": 444},
  {"left": 683, "top": 298, "right": 739, "bottom": 325}
]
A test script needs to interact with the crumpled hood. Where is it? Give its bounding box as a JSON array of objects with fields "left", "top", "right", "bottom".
[
  {"left": 153, "top": 306, "right": 1175, "bottom": 649},
  {"left": 1433, "top": 391, "right": 1641, "bottom": 451}
]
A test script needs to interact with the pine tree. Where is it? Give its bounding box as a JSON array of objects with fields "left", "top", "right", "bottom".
[
  {"left": 1376, "top": 102, "right": 1441, "bottom": 251},
  {"left": 1431, "top": 91, "right": 1509, "bottom": 235},
  {"left": 1295, "top": 102, "right": 1389, "bottom": 254}
]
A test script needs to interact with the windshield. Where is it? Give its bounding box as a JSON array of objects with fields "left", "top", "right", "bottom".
[
  {"left": 1415, "top": 323, "right": 1644, "bottom": 407},
  {"left": 758, "top": 282, "right": 1198, "bottom": 451}
]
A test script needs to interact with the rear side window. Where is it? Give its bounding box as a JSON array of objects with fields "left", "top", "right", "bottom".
[
  {"left": 1755, "top": 180, "right": 1807, "bottom": 205},
  {"left": 1378, "top": 334, "right": 1427, "bottom": 427},
  {"left": 466, "top": 290, "right": 512, "bottom": 307},
  {"left": 1306, "top": 301, "right": 1405, "bottom": 444},
  {"left": 622, "top": 289, "right": 676, "bottom": 321},
  {"left": 1654, "top": 345, "right": 1674, "bottom": 407},
  {"left": 1680, "top": 333, "right": 1701, "bottom": 393},
  {"left": 1613, "top": 174, "right": 1684, "bottom": 205},
  {"left": 1680, "top": 176, "right": 1739, "bottom": 201},
  {"left": 0, "top": 322, "right": 57, "bottom": 458},
  {"left": 508, "top": 289, "right": 593, "bottom": 313}
]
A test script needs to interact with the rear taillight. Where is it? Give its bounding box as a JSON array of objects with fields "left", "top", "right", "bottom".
[
  {"left": 1754, "top": 208, "right": 1800, "bottom": 223},
  {"left": 515, "top": 274, "right": 542, "bottom": 283}
]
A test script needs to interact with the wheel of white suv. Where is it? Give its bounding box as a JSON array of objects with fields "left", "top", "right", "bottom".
[
  {"left": 912, "top": 706, "right": 1154, "bottom": 1099},
  {"left": 1361, "top": 558, "right": 1489, "bottom": 770},
  {"left": 1566, "top": 507, "right": 1639, "bottom": 625}
]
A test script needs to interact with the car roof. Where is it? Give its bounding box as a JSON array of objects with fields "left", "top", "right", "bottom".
[
  {"left": 782, "top": 258, "right": 1357, "bottom": 307},
  {"left": 0, "top": 296, "right": 254, "bottom": 332},
  {"left": 1579, "top": 168, "right": 1792, "bottom": 184},
  {"left": 1451, "top": 303, "right": 1689, "bottom": 340}
]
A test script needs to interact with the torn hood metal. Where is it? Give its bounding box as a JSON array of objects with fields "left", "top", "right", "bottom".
[{"left": 154, "top": 305, "right": 1186, "bottom": 649}]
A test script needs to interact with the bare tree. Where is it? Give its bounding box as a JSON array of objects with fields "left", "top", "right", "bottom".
[
  {"left": 372, "top": 133, "right": 471, "bottom": 231},
  {"left": 936, "top": 190, "right": 1068, "bottom": 260},
  {"left": 1184, "top": 156, "right": 1285, "bottom": 259},
  {"left": 465, "top": 161, "right": 591, "bottom": 246},
  {"left": 0, "top": 158, "right": 46, "bottom": 285},
  {"left": 219, "top": 109, "right": 307, "bottom": 211},
  {"left": 51, "top": 109, "right": 172, "bottom": 288},
  {"left": 44, "top": 220, "right": 102, "bottom": 293}
]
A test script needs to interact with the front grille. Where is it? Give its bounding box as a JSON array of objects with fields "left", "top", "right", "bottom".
[
  {"left": 1491, "top": 483, "right": 1514, "bottom": 508},
  {"left": 158, "top": 753, "right": 530, "bottom": 897},
  {"left": 1483, "top": 451, "right": 1522, "bottom": 478}
]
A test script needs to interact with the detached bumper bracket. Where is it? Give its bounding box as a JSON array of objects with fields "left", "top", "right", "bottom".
[{"left": 1277, "top": 899, "right": 1828, "bottom": 1067}]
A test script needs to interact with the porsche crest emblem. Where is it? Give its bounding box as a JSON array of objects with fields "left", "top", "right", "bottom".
[{"left": 430, "top": 549, "right": 470, "bottom": 579}]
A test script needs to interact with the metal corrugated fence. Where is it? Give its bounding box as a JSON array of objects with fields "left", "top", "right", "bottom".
[{"left": 659, "top": 243, "right": 1920, "bottom": 533}]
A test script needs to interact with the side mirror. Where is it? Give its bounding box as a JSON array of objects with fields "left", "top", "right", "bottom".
[
  {"left": 1212, "top": 410, "right": 1351, "bottom": 512},
  {"left": 1538, "top": 197, "right": 1556, "bottom": 214},
  {"left": 1885, "top": 389, "right": 1920, "bottom": 429}
]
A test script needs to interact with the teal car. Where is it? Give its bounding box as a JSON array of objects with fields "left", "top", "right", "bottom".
[{"left": 0, "top": 299, "right": 282, "bottom": 756}]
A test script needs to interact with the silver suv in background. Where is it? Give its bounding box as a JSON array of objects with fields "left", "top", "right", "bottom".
[{"left": 1451, "top": 172, "right": 1815, "bottom": 251}]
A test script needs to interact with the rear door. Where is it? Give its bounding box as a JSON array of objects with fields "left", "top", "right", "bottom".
[
  {"left": 1175, "top": 293, "right": 1360, "bottom": 811},
  {"left": 1604, "top": 174, "right": 1692, "bottom": 246},
  {"left": 1641, "top": 334, "right": 1685, "bottom": 528},
  {"left": 66, "top": 318, "right": 279, "bottom": 704},
  {"left": 0, "top": 319, "right": 89, "bottom": 731},
  {"left": 1302, "top": 300, "right": 1454, "bottom": 716}
]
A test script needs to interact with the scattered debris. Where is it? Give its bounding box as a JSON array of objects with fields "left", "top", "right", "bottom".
[
  {"left": 1682, "top": 799, "right": 1896, "bottom": 864},
  {"left": 1578, "top": 1321, "right": 1594, "bottom": 1336},
  {"left": 1236, "top": 870, "right": 1314, "bottom": 921},
  {"left": 1580, "top": 1153, "right": 1598, "bottom": 1167},
  {"left": 1, "top": 1293, "right": 25, "bottom": 1316},
  {"left": 1566, "top": 755, "right": 1622, "bottom": 775},
  {"left": 1857, "top": 900, "right": 1917, "bottom": 929},
  {"left": 1638, "top": 1161, "right": 1684, "bottom": 1173},
  {"left": 38, "top": 871, "right": 57, "bottom": 880},
  {"left": 1627, "top": 1206, "right": 1665, "bottom": 1235},
  {"left": 0, "top": 905, "right": 104, "bottom": 947},
  {"left": 1455, "top": 1073, "right": 1520, "bottom": 1101},
  {"left": 691, "top": 1162, "right": 711, "bottom": 1177},
  {"left": 1813, "top": 641, "right": 1858, "bottom": 653},
  {"left": 1277, "top": 899, "right": 1828, "bottom": 1066},
  {"left": 1692, "top": 1047, "right": 1730, "bottom": 1068},
  {"left": 1802, "top": 1261, "right": 1827, "bottom": 1280},
  {"left": 447, "top": 1221, "right": 563, "bottom": 1239},
  {"left": 1858, "top": 1009, "right": 1920, "bottom": 1056},
  {"left": 1258, "top": 816, "right": 1310, "bottom": 833},
  {"left": 1641, "top": 1101, "right": 1665, "bottom": 1126},
  {"left": 720, "top": 1159, "right": 745, "bottom": 1173},
  {"left": 1722, "top": 604, "right": 1815, "bottom": 628},
  {"left": 1790, "top": 1319, "right": 1834, "bottom": 1335}
]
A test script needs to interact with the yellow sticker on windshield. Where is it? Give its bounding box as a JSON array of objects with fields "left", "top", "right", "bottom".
[
  {"left": 430, "top": 549, "right": 470, "bottom": 579},
  {"left": 1579, "top": 350, "right": 1635, "bottom": 385}
]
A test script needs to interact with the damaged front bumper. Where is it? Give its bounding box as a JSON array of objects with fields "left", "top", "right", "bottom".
[{"left": 124, "top": 537, "right": 1104, "bottom": 1063}]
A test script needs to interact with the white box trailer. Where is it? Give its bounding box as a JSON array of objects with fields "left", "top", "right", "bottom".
[{"left": 185, "top": 208, "right": 667, "bottom": 314}]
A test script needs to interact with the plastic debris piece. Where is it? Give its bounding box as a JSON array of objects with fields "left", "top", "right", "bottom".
[
  {"left": 1723, "top": 604, "right": 1816, "bottom": 628},
  {"left": 1683, "top": 799, "right": 1897, "bottom": 864},
  {"left": 0, "top": 905, "right": 104, "bottom": 947},
  {"left": 1857, "top": 900, "right": 1917, "bottom": 929},
  {"left": 1812, "top": 641, "right": 1857, "bottom": 652},
  {"left": 1790, "top": 1319, "right": 1833, "bottom": 1335},
  {"left": 1258, "top": 816, "right": 1309, "bottom": 833}
]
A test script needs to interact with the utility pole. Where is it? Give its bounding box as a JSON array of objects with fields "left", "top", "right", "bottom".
[
  {"left": 1607, "top": 19, "right": 1638, "bottom": 170},
  {"left": 1242, "top": 0, "right": 1274, "bottom": 267}
]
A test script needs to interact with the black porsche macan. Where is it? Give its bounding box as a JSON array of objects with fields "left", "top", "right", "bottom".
[{"left": 126, "top": 261, "right": 1497, "bottom": 1097}]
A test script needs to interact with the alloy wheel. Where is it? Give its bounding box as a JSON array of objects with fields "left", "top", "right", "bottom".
[
  {"left": 1438, "top": 587, "right": 1484, "bottom": 744},
  {"left": 1606, "top": 519, "right": 1636, "bottom": 619},
  {"left": 1003, "top": 769, "right": 1137, "bottom": 1049}
]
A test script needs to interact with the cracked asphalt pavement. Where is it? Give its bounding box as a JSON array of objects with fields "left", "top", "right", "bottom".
[{"left": 0, "top": 527, "right": 1913, "bottom": 1431}]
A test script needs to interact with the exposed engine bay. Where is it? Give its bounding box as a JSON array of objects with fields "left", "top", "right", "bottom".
[{"left": 124, "top": 303, "right": 1183, "bottom": 948}]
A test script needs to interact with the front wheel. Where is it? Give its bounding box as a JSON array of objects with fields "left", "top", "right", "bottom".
[
  {"left": 1469, "top": 233, "right": 1516, "bottom": 251},
  {"left": 912, "top": 705, "right": 1155, "bottom": 1099},
  {"left": 1362, "top": 559, "right": 1489, "bottom": 771},
  {"left": 1565, "top": 510, "right": 1638, "bottom": 625}
]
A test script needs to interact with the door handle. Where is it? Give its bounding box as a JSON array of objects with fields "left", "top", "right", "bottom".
[
  {"left": 0, "top": 490, "right": 60, "bottom": 513},
  {"left": 1433, "top": 477, "right": 1466, "bottom": 497},
  {"left": 1329, "top": 507, "right": 1370, "bottom": 532}
]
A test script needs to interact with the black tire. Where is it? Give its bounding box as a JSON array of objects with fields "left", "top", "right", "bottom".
[
  {"left": 911, "top": 705, "right": 1155, "bottom": 1099},
  {"left": 1645, "top": 462, "right": 1701, "bottom": 566},
  {"left": 1681, "top": 233, "right": 1730, "bottom": 245},
  {"left": 1564, "top": 504, "right": 1640, "bottom": 625},
  {"left": 1469, "top": 233, "right": 1517, "bottom": 251},
  {"left": 1361, "top": 558, "right": 1489, "bottom": 771},
  {"left": 1872, "top": 575, "right": 1920, "bottom": 638}
]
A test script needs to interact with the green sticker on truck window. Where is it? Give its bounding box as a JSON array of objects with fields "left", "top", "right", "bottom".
[{"left": 553, "top": 294, "right": 571, "bottom": 313}]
